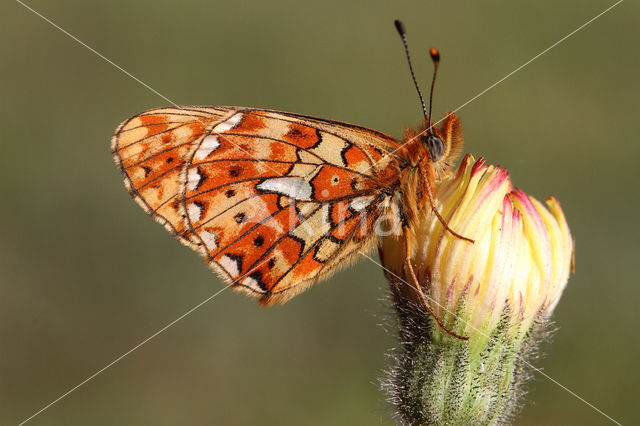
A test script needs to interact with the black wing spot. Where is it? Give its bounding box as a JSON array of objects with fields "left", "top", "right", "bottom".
[
  {"left": 267, "top": 258, "right": 276, "bottom": 269},
  {"left": 142, "top": 166, "right": 152, "bottom": 177},
  {"left": 248, "top": 271, "right": 268, "bottom": 292},
  {"left": 230, "top": 167, "right": 242, "bottom": 177},
  {"left": 166, "top": 157, "right": 174, "bottom": 163},
  {"left": 225, "top": 189, "right": 236, "bottom": 198},
  {"left": 234, "top": 212, "right": 246, "bottom": 224},
  {"left": 253, "top": 235, "right": 265, "bottom": 247},
  {"left": 350, "top": 177, "right": 359, "bottom": 191}
]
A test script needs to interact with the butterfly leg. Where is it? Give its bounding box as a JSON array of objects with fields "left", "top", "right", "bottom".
[
  {"left": 422, "top": 166, "right": 474, "bottom": 244},
  {"left": 402, "top": 227, "right": 468, "bottom": 340}
]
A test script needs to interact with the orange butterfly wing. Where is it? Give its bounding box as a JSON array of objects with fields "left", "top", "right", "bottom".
[
  {"left": 113, "top": 106, "right": 401, "bottom": 304},
  {"left": 112, "top": 106, "right": 234, "bottom": 250}
]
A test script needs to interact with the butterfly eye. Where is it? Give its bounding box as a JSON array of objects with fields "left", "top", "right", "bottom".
[{"left": 426, "top": 134, "right": 445, "bottom": 162}]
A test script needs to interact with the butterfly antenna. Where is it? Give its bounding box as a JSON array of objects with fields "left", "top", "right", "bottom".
[
  {"left": 427, "top": 48, "right": 440, "bottom": 134},
  {"left": 394, "top": 20, "right": 428, "bottom": 119}
]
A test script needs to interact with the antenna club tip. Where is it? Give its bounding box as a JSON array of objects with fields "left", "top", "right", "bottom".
[
  {"left": 394, "top": 19, "right": 406, "bottom": 36},
  {"left": 429, "top": 47, "right": 440, "bottom": 62}
]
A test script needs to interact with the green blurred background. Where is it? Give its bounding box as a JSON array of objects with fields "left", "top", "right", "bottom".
[{"left": 1, "top": 1, "right": 638, "bottom": 424}]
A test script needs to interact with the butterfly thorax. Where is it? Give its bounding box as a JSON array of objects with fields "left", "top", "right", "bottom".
[{"left": 393, "top": 113, "right": 465, "bottom": 229}]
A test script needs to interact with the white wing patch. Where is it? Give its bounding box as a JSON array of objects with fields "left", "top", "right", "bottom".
[
  {"left": 200, "top": 230, "right": 218, "bottom": 249},
  {"left": 194, "top": 135, "right": 220, "bottom": 160},
  {"left": 256, "top": 177, "right": 312, "bottom": 200},
  {"left": 349, "top": 195, "right": 375, "bottom": 212},
  {"left": 220, "top": 255, "right": 240, "bottom": 277},
  {"left": 242, "top": 276, "right": 266, "bottom": 293},
  {"left": 212, "top": 113, "right": 243, "bottom": 133},
  {"left": 187, "top": 167, "right": 203, "bottom": 191},
  {"left": 187, "top": 202, "right": 202, "bottom": 222}
]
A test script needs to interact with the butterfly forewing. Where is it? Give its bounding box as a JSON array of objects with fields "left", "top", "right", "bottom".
[{"left": 113, "top": 106, "right": 401, "bottom": 304}]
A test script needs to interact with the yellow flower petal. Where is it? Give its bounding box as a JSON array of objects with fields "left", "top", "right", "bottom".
[{"left": 380, "top": 155, "right": 573, "bottom": 338}]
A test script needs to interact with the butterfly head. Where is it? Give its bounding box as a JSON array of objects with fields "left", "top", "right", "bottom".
[{"left": 424, "top": 113, "right": 464, "bottom": 172}]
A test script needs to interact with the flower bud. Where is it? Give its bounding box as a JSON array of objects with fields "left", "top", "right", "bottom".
[{"left": 380, "top": 154, "right": 574, "bottom": 424}]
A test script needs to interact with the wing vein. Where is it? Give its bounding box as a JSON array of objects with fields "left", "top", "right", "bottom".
[
  {"left": 117, "top": 122, "right": 193, "bottom": 150},
  {"left": 241, "top": 110, "right": 384, "bottom": 177}
]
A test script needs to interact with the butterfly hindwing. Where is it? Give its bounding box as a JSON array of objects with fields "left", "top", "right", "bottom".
[
  {"left": 114, "top": 106, "right": 401, "bottom": 304},
  {"left": 112, "top": 106, "right": 236, "bottom": 249}
]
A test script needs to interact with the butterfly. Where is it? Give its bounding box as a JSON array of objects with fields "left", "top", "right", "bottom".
[{"left": 111, "top": 20, "right": 469, "bottom": 337}]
